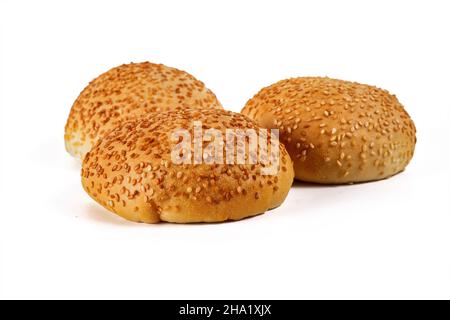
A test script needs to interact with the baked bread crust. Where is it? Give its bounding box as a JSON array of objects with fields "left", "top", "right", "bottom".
[
  {"left": 81, "top": 109, "right": 294, "bottom": 223},
  {"left": 242, "top": 77, "right": 416, "bottom": 184},
  {"left": 65, "top": 62, "right": 222, "bottom": 159}
]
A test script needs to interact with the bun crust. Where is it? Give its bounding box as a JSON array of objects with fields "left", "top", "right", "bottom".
[
  {"left": 242, "top": 77, "right": 416, "bottom": 184},
  {"left": 81, "top": 109, "right": 294, "bottom": 223},
  {"left": 65, "top": 62, "right": 222, "bottom": 159}
]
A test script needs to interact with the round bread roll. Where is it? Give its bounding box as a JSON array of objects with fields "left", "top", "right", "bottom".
[
  {"left": 81, "top": 109, "right": 294, "bottom": 223},
  {"left": 65, "top": 62, "right": 222, "bottom": 159},
  {"left": 242, "top": 77, "right": 416, "bottom": 184}
]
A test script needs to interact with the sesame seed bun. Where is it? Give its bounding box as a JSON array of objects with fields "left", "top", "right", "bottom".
[
  {"left": 65, "top": 62, "right": 222, "bottom": 160},
  {"left": 241, "top": 77, "right": 416, "bottom": 184},
  {"left": 81, "top": 109, "right": 294, "bottom": 223}
]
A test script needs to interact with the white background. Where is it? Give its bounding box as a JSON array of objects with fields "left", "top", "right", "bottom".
[{"left": 1, "top": 0, "right": 449, "bottom": 300}]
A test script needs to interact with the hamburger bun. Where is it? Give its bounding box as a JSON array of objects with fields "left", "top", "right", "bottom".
[
  {"left": 65, "top": 62, "right": 222, "bottom": 159},
  {"left": 81, "top": 109, "right": 294, "bottom": 223},
  {"left": 241, "top": 77, "right": 416, "bottom": 184}
]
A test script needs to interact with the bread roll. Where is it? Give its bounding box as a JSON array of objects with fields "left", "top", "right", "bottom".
[
  {"left": 81, "top": 109, "right": 294, "bottom": 223},
  {"left": 65, "top": 62, "right": 222, "bottom": 159},
  {"left": 242, "top": 77, "right": 416, "bottom": 184}
]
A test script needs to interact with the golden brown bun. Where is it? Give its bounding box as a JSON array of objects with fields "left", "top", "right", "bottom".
[
  {"left": 81, "top": 109, "right": 294, "bottom": 224},
  {"left": 242, "top": 77, "right": 416, "bottom": 184},
  {"left": 65, "top": 62, "right": 222, "bottom": 159}
]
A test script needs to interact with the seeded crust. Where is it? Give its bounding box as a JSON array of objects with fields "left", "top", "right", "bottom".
[
  {"left": 241, "top": 77, "right": 416, "bottom": 184},
  {"left": 81, "top": 109, "right": 294, "bottom": 223},
  {"left": 65, "top": 62, "right": 222, "bottom": 159}
]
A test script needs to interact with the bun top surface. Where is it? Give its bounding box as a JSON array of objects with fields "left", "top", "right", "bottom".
[{"left": 65, "top": 62, "right": 222, "bottom": 158}]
